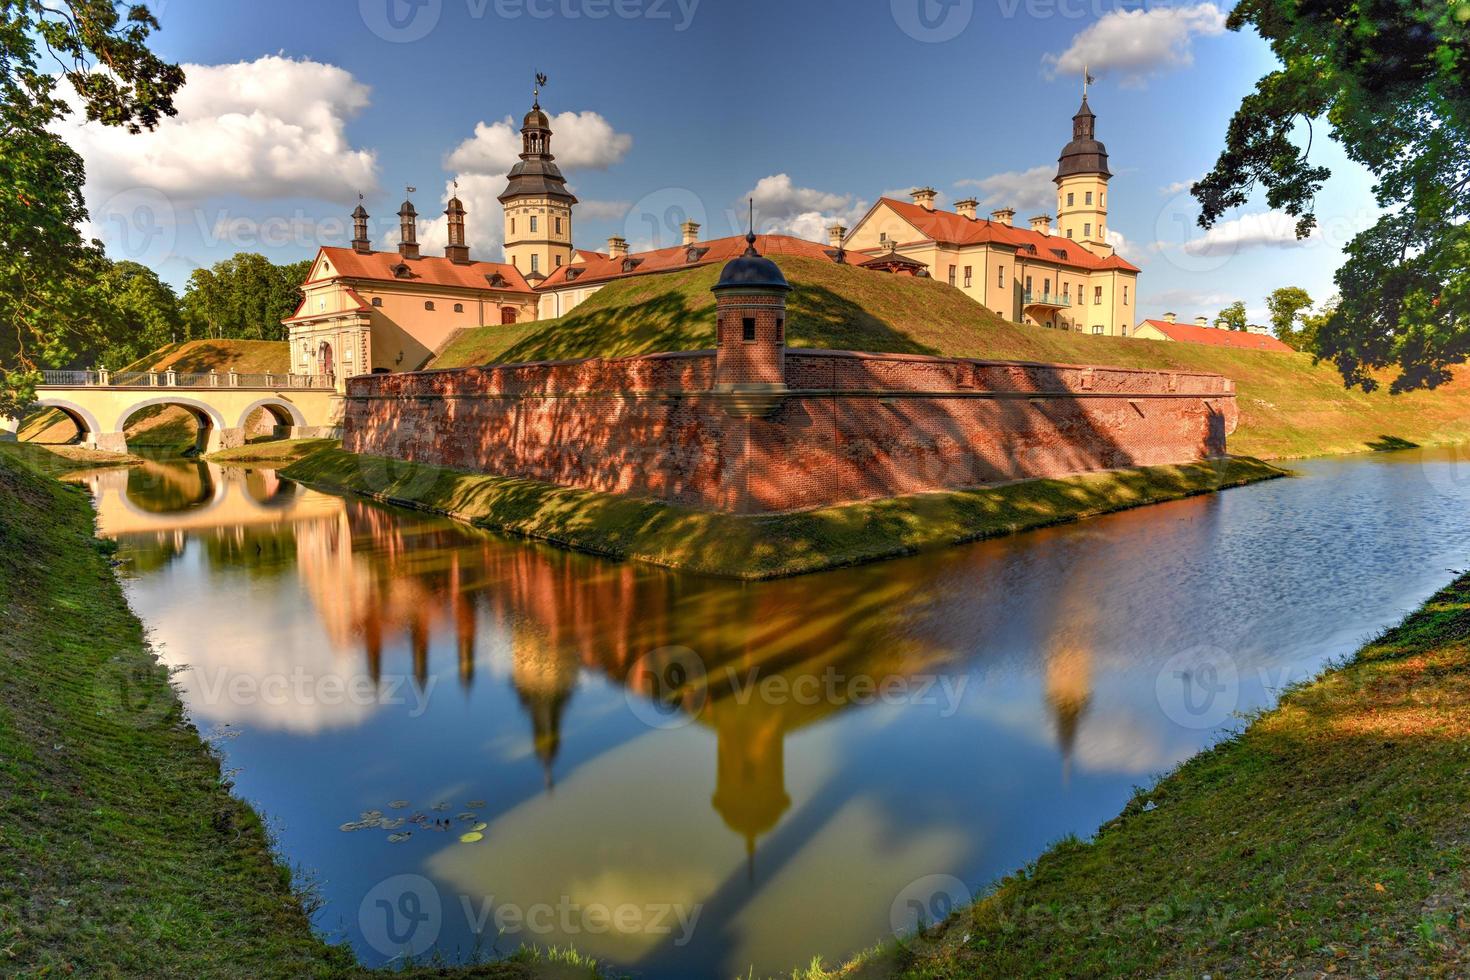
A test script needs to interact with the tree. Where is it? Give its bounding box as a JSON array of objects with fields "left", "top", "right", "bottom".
[
  {"left": 180, "top": 253, "right": 310, "bottom": 342},
  {"left": 92, "top": 260, "right": 184, "bottom": 368},
  {"left": 1194, "top": 0, "right": 1468, "bottom": 393},
  {"left": 1266, "top": 286, "right": 1315, "bottom": 349},
  {"left": 1216, "top": 301, "right": 1248, "bottom": 332},
  {"left": 0, "top": 1, "right": 183, "bottom": 415}
]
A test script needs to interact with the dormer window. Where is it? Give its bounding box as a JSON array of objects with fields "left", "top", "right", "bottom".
[
  {"left": 622, "top": 257, "right": 641, "bottom": 273},
  {"left": 565, "top": 268, "right": 582, "bottom": 281},
  {"left": 486, "top": 273, "right": 507, "bottom": 288},
  {"left": 392, "top": 263, "right": 412, "bottom": 279},
  {"left": 685, "top": 246, "right": 709, "bottom": 263}
]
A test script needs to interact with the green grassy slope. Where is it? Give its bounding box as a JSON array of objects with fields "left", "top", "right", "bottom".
[{"left": 430, "top": 257, "right": 1470, "bottom": 460}]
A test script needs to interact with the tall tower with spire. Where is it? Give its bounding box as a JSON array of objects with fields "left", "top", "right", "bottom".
[
  {"left": 499, "top": 73, "right": 577, "bottom": 281},
  {"left": 1054, "top": 78, "right": 1112, "bottom": 255}
]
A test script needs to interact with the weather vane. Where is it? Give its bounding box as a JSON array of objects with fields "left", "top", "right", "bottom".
[
  {"left": 1083, "top": 66, "right": 1095, "bottom": 96},
  {"left": 406, "top": 185, "right": 416, "bottom": 195},
  {"left": 534, "top": 71, "right": 548, "bottom": 107}
]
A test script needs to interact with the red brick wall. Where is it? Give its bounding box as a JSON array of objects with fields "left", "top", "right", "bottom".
[
  {"left": 715, "top": 293, "right": 786, "bottom": 387},
  {"left": 343, "top": 348, "right": 1239, "bottom": 514}
]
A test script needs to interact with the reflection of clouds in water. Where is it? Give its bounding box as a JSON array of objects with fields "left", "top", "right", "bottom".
[{"left": 137, "top": 556, "right": 383, "bottom": 734}]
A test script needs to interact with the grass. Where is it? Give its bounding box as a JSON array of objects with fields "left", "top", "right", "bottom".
[
  {"left": 0, "top": 442, "right": 142, "bottom": 474},
  {"left": 847, "top": 572, "right": 1470, "bottom": 978},
  {"left": 0, "top": 447, "right": 620, "bottom": 979},
  {"left": 429, "top": 257, "right": 1470, "bottom": 461},
  {"left": 207, "top": 438, "right": 339, "bottom": 465},
  {"left": 276, "top": 441, "right": 1285, "bottom": 580}
]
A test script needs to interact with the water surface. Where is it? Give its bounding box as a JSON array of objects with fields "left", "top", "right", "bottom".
[{"left": 71, "top": 446, "right": 1470, "bottom": 976}]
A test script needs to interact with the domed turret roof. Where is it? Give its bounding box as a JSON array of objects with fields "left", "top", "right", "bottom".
[
  {"left": 1055, "top": 95, "right": 1111, "bottom": 182},
  {"left": 523, "top": 106, "right": 550, "bottom": 130},
  {"left": 712, "top": 234, "right": 791, "bottom": 293}
]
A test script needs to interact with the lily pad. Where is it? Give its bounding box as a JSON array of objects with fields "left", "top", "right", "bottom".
[
  {"left": 431, "top": 802, "right": 451, "bottom": 812},
  {"left": 387, "top": 832, "right": 413, "bottom": 844},
  {"left": 339, "top": 821, "right": 365, "bottom": 832},
  {"left": 456, "top": 812, "right": 478, "bottom": 822},
  {"left": 471, "top": 822, "right": 488, "bottom": 832},
  {"left": 459, "top": 831, "right": 484, "bottom": 844},
  {"left": 381, "top": 818, "right": 406, "bottom": 830}
]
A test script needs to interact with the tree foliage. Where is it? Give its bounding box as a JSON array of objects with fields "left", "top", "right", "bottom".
[
  {"left": 0, "top": 0, "right": 182, "bottom": 415},
  {"left": 1216, "top": 300, "right": 1248, "bottom": 332},
  {"left": 1266, "top": 286, "right": 1315, "bottom": 349},
  {"left": 1196, "top": 0, "right": 1469, "bottom": 392},
  {"left": 180, "top": 254, "right": 312, "bottom": 342}
]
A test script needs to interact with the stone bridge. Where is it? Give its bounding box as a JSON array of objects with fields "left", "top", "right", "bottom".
[{"left": 0, "top": 368, "right": 343, "bottom": 453}]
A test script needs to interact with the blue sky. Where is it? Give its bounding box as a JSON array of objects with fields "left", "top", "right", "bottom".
[{"left": 68, "top": 0, "right": 1380, "bottom": 322}]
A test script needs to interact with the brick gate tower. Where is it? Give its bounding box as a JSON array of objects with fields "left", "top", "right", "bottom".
[{"left": 710, "top": 225, "right": 791, "bottom": 417}]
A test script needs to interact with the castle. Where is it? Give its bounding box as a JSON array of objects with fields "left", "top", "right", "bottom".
[{"left": 283, "top": 85, "right": 1141, "bottom": 382}]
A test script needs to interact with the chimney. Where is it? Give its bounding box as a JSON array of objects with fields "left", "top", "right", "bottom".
[
  {"left": 397, "top": 196, "right": 420, "bottom": 260},
  {"left": 955, "top": 199, "right": 978, "bottom": 220},
  {"left": 1195, "top": 316, "right": 1209, "bottom": 328},
  {"left": 444, "top": 196, "right": 470, "bottom": 264},
  {"left": 911, "top": 187, "right": 938, "bottom": 211},
  {"left": 1164, "top": 312, "right": 1177, "bottom": 323},
  {"left": 990, "top": 208, "right": 1015, "bottom": 227},
  {"left": 1029, "top": 214, "right": 1051, "bottom": 236},
  {"left": 828, "top": 224, "right": 847, "bottom": 248},
  {"left": 606, "top": 236, "right": 629, "bottom": 259},
  {"left": 351, "top": 201, "right": 371, "bottom": 254},
  {"left": 681, "top": 221, "right": 701, "bottom": 246}
]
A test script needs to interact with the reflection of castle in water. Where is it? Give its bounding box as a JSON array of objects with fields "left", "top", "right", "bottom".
[{"left": 285, "top": 498, "right": 1100, "bottom": 861}]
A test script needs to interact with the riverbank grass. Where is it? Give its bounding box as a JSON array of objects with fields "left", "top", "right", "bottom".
[
  {"left": 275, "top": 442, "right": 1285, "bottom": 579},
  {"left": 850, "top": 572, "right": 1470, "bottom": 977}
]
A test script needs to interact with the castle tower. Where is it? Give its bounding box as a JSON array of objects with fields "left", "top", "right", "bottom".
[
  {"left": 709, "top": 223, "right": 791, "bottom": 417},
  {"left": 351, "top": 198, "right": 371, "bottom": 254},
  {"left": 397, "top": 194, "right": 420, "bottom": 260},
  {"left": 1054, "top": 94, "right": 1112, "bottom": 255},
  {"left": 445, "top": 192, "right": 470, "bottom": 264},
  {"left": 499, "top": 79, "right": 576, "bottom": 281}
]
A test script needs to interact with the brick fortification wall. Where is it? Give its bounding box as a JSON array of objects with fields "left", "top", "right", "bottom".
[{"left": 343, "top": 348, "right": 1238, "bottom": 514}]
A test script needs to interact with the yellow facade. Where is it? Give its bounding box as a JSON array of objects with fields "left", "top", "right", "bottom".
[{"left": 503, "top": 194, "right": 575, "bottom": 279}]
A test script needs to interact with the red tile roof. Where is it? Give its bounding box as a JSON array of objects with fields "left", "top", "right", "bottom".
[
  {"left": 310, "top": 246, "right": 533, "bottom": 293},
  {"left": 1139, "top": 319, "right": 1295, "bottom": 352},
  {"left": 537, "top": 234, "right": 848, "bottom": 290},
  {"left": 872, "top": 198, "right": 1142, "bottom": 273}
]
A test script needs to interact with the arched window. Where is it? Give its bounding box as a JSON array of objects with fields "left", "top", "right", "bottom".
[
  {"left": 453, "top": 303, "right": 464, "bottom": 313},
  {"left": 371, "top": 297, "right": 382, "bottom": 307},
  {"left": 424, "top": 301, "right": 435, "bottom": 311}
]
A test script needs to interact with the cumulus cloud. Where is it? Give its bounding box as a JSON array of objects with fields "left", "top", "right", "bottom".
[
  {"left": 956, "top": 165, "right": 1055, "bottom": 216},
  {"left": 59, "top": 55, "right": 379, "bottom": 205},
  {"left": 1043, "top": 4, "right": 1227, "bottom": 86},
  {"left": 577, "top": 199, "right": 633, "bottom": 221},
  {"left": 1105, "top": 228, "right": 1138, "bottom": 257},
  {"left": 446, "top": 110, "right": 632, "bottom": 175},
  {"left": 1180, "top": 210, "right": 1319, "bottom": 256},
  {"left": 746, "top": 174, "right": 869, "bottom": 241}
]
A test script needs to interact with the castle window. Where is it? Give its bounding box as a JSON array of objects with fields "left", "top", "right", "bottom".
[
  {"left": 453, "top": 303, "right": 464, "bottom": 313},
  {"left": 1025, "top": 276, "right": 1033, "bottom": 294},
  {"left": 1092, "top": 324, "right": 1104, "bottom": 335},
  {"left": 424, "top": 301, "right": 435, "bottom": 311},
  {"left": 555, "top": 217, "right": 563, "bottom": 234},
  {"left": 531, "top": 254, "right": 540, "bottom": 273},
  {"left": 530, "top": 215, "right": 538, "bottom": 234},
  {"left": 1084, "top": 222, "right": 1092, "bottom": 238},
  {"left": 1122, "top": 285, "right": 1129, "bottom": 305},
  {"left": 556, "top": 255, "right": 563, "bottom": 267},
  {"left": 1067, "top": 193, "right": 1074, "bottom": 207},
  {"left": 963, "top": 266, "right": 972, "bottom": 288},
  {"left": 1094, "top": 286, "right": 1103, "bottom": 305},
  {"left": 1044, "top": 277, "right": 1051, "bottom": 295},
  {"left": 510, "top": 218, "right": 516, "bottom": 235},
  {"left": 1085, "top": 192, "right": 1093, "bottom": 205},
  {"left": 997, "top": 266, "right": 1005, "bottom": 288},
  {"left": 742, "top": 317, "right": 756, "bottom": 342},
  {"left": 371, "top": 297, "right": 382, "bottom": 307},
  {"left": 948, "top": 265, "right": 956, "bottom": 287},
  {"left": 776, "top": 317, "right": 785, "bottom": 342},
  {"left": 1066, "top": 229, "right": 1073, "bottom": 239}
]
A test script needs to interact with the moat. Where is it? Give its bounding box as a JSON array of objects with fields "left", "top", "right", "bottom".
[{"left": 70, "top": 445, "right": 1470, "bottom": 977}]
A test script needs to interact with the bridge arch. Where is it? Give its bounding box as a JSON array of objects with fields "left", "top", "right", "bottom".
[
  {"left": 236, "top": 398, "right": 307, "bottom": 431},
  {"left": 31, "top": 399, "right": 105, "bottom": 446}
]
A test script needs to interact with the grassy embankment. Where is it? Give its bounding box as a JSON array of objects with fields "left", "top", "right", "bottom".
[
  {"left": 21, "top": 339, "right": 291, "bottom": 452},
  {"left": 269, "top": 441, "right": 1283, "bottom": 580},
  {"left": 0, "top": 447, "right": 614, "bottom": 978},
  {"left": 828, "top": 571, "right": 1470, "bottom": 979},
  {"left": 432, "top": 257, "right": 1470, "bottom": 461}
]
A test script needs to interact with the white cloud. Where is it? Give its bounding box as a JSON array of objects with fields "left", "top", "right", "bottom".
[
  {"left": 1179, "top": 210, "right": 1319, "bottom": 257},
  {"left": 1043, "top": 4, "right": 1227, "bottom": 86},
  {"left": 1139, "top": 288, "right": 1237, "bottom": 317},
  {"left": 1160, "top": 179, "right": 1196, "bottom": 196},
  {"left": 445, "top": 110, "right": 632, "bottom": 175},
  {"left": 1105, "top": 228, "right": 1137, "bottom": 257},
  {"left": 746, "top": 174, "right": 868, "bottom": 241},
  {"left": 578, "top": 199, "right": 633, "bottom": 221},
  {"left": 956, "top": 165, "right": 1055, "bottom": 216},
  {"left": 60, "top": 55, "right": 379, "bottom": 205}
]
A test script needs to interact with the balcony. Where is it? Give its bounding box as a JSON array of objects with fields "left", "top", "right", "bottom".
[{"left": 1022, "top": 291, "right": 1071, "bottom": 310}]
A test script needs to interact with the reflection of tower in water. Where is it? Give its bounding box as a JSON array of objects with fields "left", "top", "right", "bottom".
[
  {"left": 510, "top": 622, "right": 579, "bottom": 791},
  {"left": 1046, "top": 644, "right": 1094, "bottom": 782},
  {"left": 709, "top": 705, "right": 791, "bottom": 882}
]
